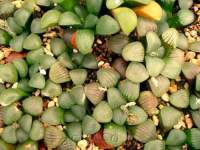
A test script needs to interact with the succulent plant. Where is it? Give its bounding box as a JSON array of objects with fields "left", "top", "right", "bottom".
[
  {"left": 82, "top": 115, "right": 101, "bottom": 135},
  {"left": 178, "top": 0, "right": 193, "bottom": 9},
  {"left": 69, "top": 69, "right": 87, "bottom": 85},
  {"left": 44, "top": 126, "right": 65, "bottom": 149},
  {"left": 75, "top": 29, "right": 94, "bottom": 54},
  {"left": 0, "top": 0, "right": 198, "bottom": 149},
  {"left": 58, "top": 52, "right": 75, "bottom": 69},
  {"left": 103, "top": 123, "right": 127, "bottom": 147},
  {"left": 127, "top": 105, "right": 148, "bottom": 125},
  {"left": 14, "top": 8, "right": 31, "bottom": 27},
  {"left": 138, "top": 91, "right": 158, "bottom": 116},
  {"left": 50, "top": 38, "right": 66, "bottom": 56},
  {"left": 41, "top": 10, "right": 61, "bottom": 29},
  {"left": 71, "top": 105, "right": 86, "bottom": 120},
  {"left": 107, "top": 87, "right": 127, "bottom": 109},
  {"left": 133, "top": 1, "right": 163, "bottom": 21},
  {"left": 148, "top": 75, "right": 170, "bottom": 97},
  {"left": 145, "top": 56, "right": 165, "bottom": 77},
  {"left": 3, "top": 103, "right": 22, "bottom": 125},
  {"left": 31, "top": 18, "right": 47, "bottom": 34},
  {"left": 118, "top": 79, "right": 140, "bottom": 101},
  {"left": 112, "top": 7, "right": 137, "bottom": 36},
  {"left": 16, "top": 140, "right": 38, "bottom": 150},
  {"left": 28, "top": 73, "right": 45, "bottom": 89},
  {"left": 65, "top": 122, "right": 82, "bottom": 142},
  {"left": 169, "top": 89, "right": 189, "bottom": 108},
  {"left": 186, "top": 128, "right": 200, "bottom": 149},
  {"left": 125, "top": 0, "right": 151, "bottom": 5},
  {"left": 146, "top": 31, "right": 161, "bottom": 56},
  {"left": 84, "top": 14, "right": 98, "bottom": 28},
  {"left": 29, "top": 120, "right": 44, "bottom": 141},
  {"left": 159, "top": 106, "right": 182, "bottom": 130},
  {"left": 129, "top": 119, "right": 157, "bottom": 143},
  {"left": 49, "top": 61, "right": 70, "bottom": 84},
  {"left": 0, "top": 1, "right": 15, "bottom": 19},
  {"left": 70, "top": 85, "right": 87, "bottom": 105},
  {"left": 6, "top": 17, "right": 21, "bottom": 35},
  {"left": 112, "top": 108, "right": 127, "bottom": 125},
  {"left": 96, "top": 15, "right": 120, "bottom": 35},
  {"left": 58, "top": 92, "right": 75, "bottom": 109},
  {"left": 16, "top": 128, "right": 28, "bottom": 143},
  {"left": 144, "top": 140, "right": 165, "bottom": 150},
  {"left": 189, "top": 94, "right": 200, "bottom": 110},
  {"left": 23, "top": 33, "right": 42, "bottom": 50},
  {"left": 0, "top": 88, "right": 28, "bottom": 106},
  {"left": 107, "top": 34, "right": 129, "bottom": 54},
  {"left": 166, "top": 129, "right": 186, "bottom": 146},
  {"left": 12, "top": 58, "right": 28, "bottom": 78},
  {"left": 97, "top": 67, "right": 120, "bottom": 88},
  {"left": 57, "top": 136, "right": 76, "bottom": 150},
  {"left": 0, "top": 63, "right": 18, "bottom": 83},
  {"left": 162, "top": 28, "right": 179, "bottom": 48},
  {"left": 58, "top": 11, "right": 81, "bottom": 26},
  {"left": 0, "top": 106, "right": 3, "bottom": 128},
  {"left": 81, "top": 53, "right": 98, "bottom": 69},
  {"left": 136, "top": 17, "right": 157, "bottom": 37},
  {"left": 177, "top": 33, "right": 189, "bottom": 51},
  {"left": 126, "top": 62, "right": 149, "bottom": 83},
  {"left": 41, "top": 107, "right": 64, "bottom": 125},
  {"left": 111, "top": 58, "right": 127, "bottom": 78},
  {"left": 22, "top": 96, "right": 43, "bottom": 116},
  {"left": 19, "top": 114, "right": 32, "bottom": 133},
  {"left": 86, "top": 0, "right": 103, "bottom": 15},
  {"left": 122, "top": 42, "right": 144, "bottom": 62},
  {"left": 93, "top": 101, "right": 113, "bottom": 123},
  {"left": 182, "top": 62, "right": 200, "bottom": 80},
  {"left": 106, "top": 0, "right": 124, "bottom": 9},
  {"left": 168, "top": 9, "right": 195, "bottom": 27},
  {"left": 1, "top": 125, "right": 17, "bottom": 144},
  {"left": 191, "top": 110, "right": 200, "bottom": 128},
  {"left": 177, "top": 9, "right": 195, "bottom": 26},
  {"left": 26, "top": 48, "right": 44, "bottom": 65},
  {"left": 84, "top": 82, "right": 105, "bottom": 105},
  {"left": 10, "top": 33, "right": 27, "bottom": 52}
]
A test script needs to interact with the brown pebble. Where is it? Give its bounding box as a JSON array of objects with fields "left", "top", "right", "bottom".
[
  {"left": 182, "top": 144, "right": 188, "bottom": 150},
  {"left": 5, "top": 52, "right": 27, "bottom": 63},
  {"left": 5, "top": 83, "right": 11, "bottom": 88},
  {"left": 185, "top": 115, "right": 193, "bottom": 129},
  {"left": 2, "top": 48, "right": 12, "bottom": 58},
  {"left": 97, "top": 39, "right": 103, "bottom": 45},
  {"left": 184, "top": 83, "right": 189, "bottom": 89},
  {"left": 169, "top": 82, "right": 178, "bottom": 93},
  {"left": 185, "top": 52, "right": 196, "bottom": 61},
  {"left": 34, "top": 89, "right": 41, "bottom": 96}
]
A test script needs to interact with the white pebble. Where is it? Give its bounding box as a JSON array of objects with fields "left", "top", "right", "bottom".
[
  {"left": 152, "top": 115, "right": 159, "bottom": 126},
  {"left": 191, "top": 30, "right": 197, "bottom": 37},
  {"left": 0, "top": 51, "right": 5, "bottom": 60},
  {"left": 73, "top": 49, "right": 78, "bottom": 53},
  {"left": 39, "top": 67, "right": 47, "bottom": 75},
  {"left": 161, "top": 93, "right": 169, "bottom": 102},
  {"left": 77, "top": 139, "right": 88, "bottom": 150},
  {"left": 96, "top": 39, "right": 102, "bottom": 44},
  {"left": 98, "top": 61, "right": 104, "bottom": 67},
  {"left": 0, "top": 78, "right": 4, "bottom": 84},
  {"left": 48, "top": 101, "right": 55, "bottom": 108},
  {"left": 12, "top": 82, "right": 18, "bottom": 89}
]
